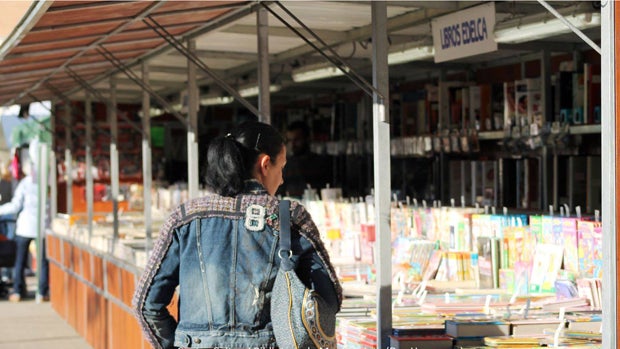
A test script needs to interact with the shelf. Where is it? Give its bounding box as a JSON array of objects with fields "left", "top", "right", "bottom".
[
  {"left": 569, "top": 124, "right": 601, "bottom": 135},
  {"left": 478, "top": 130, "right": 504, "bottom": 140}
]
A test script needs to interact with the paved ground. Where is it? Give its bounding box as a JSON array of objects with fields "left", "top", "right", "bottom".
[{"left": 0, "top": 276, "right": 91, "bottom": 349}]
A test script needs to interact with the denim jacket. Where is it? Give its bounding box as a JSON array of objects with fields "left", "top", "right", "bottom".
[{"left": 133, "top": 181, "right": 342, "bottom": 349}]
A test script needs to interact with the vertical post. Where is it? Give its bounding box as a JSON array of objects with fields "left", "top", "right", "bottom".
[
  {"left": 371, "top": 3, "right": 391, "bottom": 348},
  {"left": 540, "top": 49, "right": 551, "bottom": 210},
  {"left": 553, "top": 154, "right": 558, "bottom": 209},
  {"left": 568, "top": 156, "right": 574, "bottom": 211},
  {"left": 471, "top": 161, "right": 477, "bottom": 206},
  {"left": 601, "top": 0, "right": 617, "bottom": 345},
  {"left": 64, "top": 103, "right": 73, "bottom": 214},
  {"left": 516, "top": 159, "right": 522, "bottom": 208},
  {"left": 187, "top": 39, "right": 199, "bottom": 199},
  {"left": 49, "top": 103, "right": 57, "bottom": 218},
  {"left": 36, "top": 142, "right": 49, "bottom": 302},
  {"left": 109, "top": 76, "right": 120, "bottom": 245},
  {"left": 460, "top": 161, "right": 465, "bottom": 204},
  {"left": 257, "top": 6, "right": 270, "bottom": 123},
  {"left": 493, "top": 161, "right": 498, "bottom": 208},
  {"left": 85, "top": 95, "right": 94, "bottom": 240},
  {"left": 142, "top": 63, "right": 153, "bottom": 253}
]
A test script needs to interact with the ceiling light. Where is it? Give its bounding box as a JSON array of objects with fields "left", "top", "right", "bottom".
[
  {"left": 495, "top": 11, "right": 600, "bottom": 44},
  {"left": 291, "top": 63, "right": 349, "bottom": 83},
  {"left": 200, "top": 96, "right": 234, "bottom": 106},
  {"left": 238, "top": 84, "right": 281, "bottom": 98},
  {"left": 388, "top": 45, "right": 435, "bottom": 65}
]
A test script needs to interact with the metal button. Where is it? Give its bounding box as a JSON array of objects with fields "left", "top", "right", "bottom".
[{"left": 194, "top": 338, "right": 201, "bottom": 344}]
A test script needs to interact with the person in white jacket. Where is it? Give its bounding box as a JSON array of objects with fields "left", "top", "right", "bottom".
[{"left": 0, "top": 153, "right": 49, "bottom": 302}]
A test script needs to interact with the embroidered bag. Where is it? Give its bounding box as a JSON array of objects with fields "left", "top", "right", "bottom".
[{"left": 271, "top": 200, "right": 337, "bottom": 349}]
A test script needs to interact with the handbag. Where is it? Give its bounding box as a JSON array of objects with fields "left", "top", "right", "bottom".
[{"left": 271, "top": 200, "right": 337, "bottom": 349}]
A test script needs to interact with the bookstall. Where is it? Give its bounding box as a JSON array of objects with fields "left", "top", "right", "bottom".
[{"left": 0, "top": 1, "right": 616, "bottom": 349}]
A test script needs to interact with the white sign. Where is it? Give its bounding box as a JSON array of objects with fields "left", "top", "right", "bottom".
[{"left": 432, "top": 2, "right": 497, "bottom": 63}]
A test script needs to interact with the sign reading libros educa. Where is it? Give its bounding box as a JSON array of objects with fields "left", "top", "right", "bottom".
[{"left": 432, "top": 2, "right": 497, "bottom": 63}]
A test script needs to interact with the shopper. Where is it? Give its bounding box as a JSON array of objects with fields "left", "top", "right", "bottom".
[
  {"left": 279, "top": 120, "right": 332, "bottom": 198},
  {"left": 0, "top": 143, "right": 49, "bottom": 303},
  {"left": 133, "top": 120, "right": 342, "bottom": 349}
]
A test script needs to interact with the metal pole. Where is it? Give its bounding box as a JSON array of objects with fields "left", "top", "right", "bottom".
[
  {"left": 187, "top": 39, "right": 199, "bottom": 200},
  {"left": 49, "top": 102, "right": 57, "bottom": 218},
  {"left": 257, "top": 6, "right": 271, "bottom": 123},
  {"left": 109, "top": 76, "right": 120, "bottom": 248},
  {"left": 537, "top": 0, "right": 602, "bottom": 54},
  {"left": 36, "top": 142, "right": 49, "bottom": 303},
  {"left": 64, "top": 103, "right": 73, "bottom": 214},
  {"left": 142, "top": 63, "right": 153, "bottom": 255},
  {"left": 85, "top": 95, "right": 94, "bottom": 242},
  {"left": 371, "top": 3, "right": 391, "bottom": 348},
  {"left": 600, "top": 0, "right": 616, "bottom": 345}
]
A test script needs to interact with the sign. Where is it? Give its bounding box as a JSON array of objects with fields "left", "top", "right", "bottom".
[{"left": 432, "top": 2, "right": 497, "bottom": 63}]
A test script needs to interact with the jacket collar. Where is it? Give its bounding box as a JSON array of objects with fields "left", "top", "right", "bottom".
[{"left": 243, "top": 179, "right": 267, "bottom": 195}]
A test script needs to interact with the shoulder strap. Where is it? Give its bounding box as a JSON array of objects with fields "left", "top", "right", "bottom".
[{"left": 278, "top": 200, "right": 294, "bottom": 271}]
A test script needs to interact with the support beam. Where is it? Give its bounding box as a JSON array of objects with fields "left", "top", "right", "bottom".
[
  {"left": 187, "top": 40, "right": 199, "bottom": 200},
  {"left": 85, "top": 95, "right": 94, "bottom": 241},
  {"left": 257, "top": 6, "right": 271, "bottom": 123},
  {"left": 142, "top": 63, "right": 153, "bottom": 255},
  {"left": 5, "top": 1, "right": 166, "bottom": 107},
  {"left": 65, "top": 68, "right": 143, "bottom": 137},
  {"left": 109, "top": 76, "right": 120, "bottom": 248},
  {"left": 97, "top": 46, "right": 189, "bottom": 129},
  {"left": 142, "top": 16, "right": 263, "bottom": 120},
  {"left": 372, "top": 3, "right": 391, "bottom": 349},
  {"left": 601, "top": 1, "right": 617, "bottom": 345}
]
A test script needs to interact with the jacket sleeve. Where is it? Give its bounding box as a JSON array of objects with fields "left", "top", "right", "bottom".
[
  {"left": 132, "top": 210, "right": 182, "bottom": 349},
  {"left": 290, "top": 202, "right": 343, "bottom": 310}
]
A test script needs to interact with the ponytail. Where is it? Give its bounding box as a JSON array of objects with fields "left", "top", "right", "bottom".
[{"left": 204, "top": 121, "right": 285, "bottom": 197}]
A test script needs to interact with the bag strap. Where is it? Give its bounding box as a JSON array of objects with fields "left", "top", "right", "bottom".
[{"left": 278, "top": 200, "right": 294, "bottom": 271}]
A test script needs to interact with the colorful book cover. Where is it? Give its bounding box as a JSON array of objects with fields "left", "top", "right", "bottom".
[
  {"left": 578, "top": 220, "right": 603, "bottom": 278},
  {"left": 529, "top": 214, "right": 543, "bottom": 243},
  {"left": 529, "top": 244, "right": 564, "bottom": 293},
  {"left": 540, "top": 215, "right": 554, "bottom": 245},
  {"left": 562, "top": 217, "right": 579, "bottom": 275}
]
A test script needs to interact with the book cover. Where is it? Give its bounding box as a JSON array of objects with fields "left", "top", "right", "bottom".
[
  {"left": 445, "top": 319, "right": 511, "bottom": 338},
  {"left": 561, "top": 217, "right": 579, "bottom": 275},
  {"left": 577, "top": 220, "right": 602, "bottom": 278},
  {"left": 389, "top": 334, "right": 453, "bottom": 349},
  {"left": 529, "top": 244, "right": 564, "bottom": 293},
  {"left": 573, "top": 72, "right": 585, "bottom": 124},
  {"left": 509, "top": 318, "right": 564, "bottom": 336},
  {"left": 478, "top": 236, "right": 501, "bottom": 289},
  {"left": 503, "top": 81, "right": 516, "bottom": 129}
]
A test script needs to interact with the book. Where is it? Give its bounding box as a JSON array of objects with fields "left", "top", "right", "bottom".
[
  {"left": 389, "top": 334, "right": 453, "bottom": 349},
  {"left": 478, "top": 236, "right": 501, "bottom": 289},
  {"left": 529, "top": 244, "right": 563, "bottom": 293},
  {"left": 566, "top": 312, "right": 602, "bottom": 333},
  {"left": 484, "top": 335, "right": 544, "bottom": 347},
  {"left": 445, "top": 319, "right": 511, "bottom": 338},
  {"left": 577, "top": 220, "right": 602, "bottom": 278},
  {"left": 509, "top": 318, "right": 564, "bottom": 336}
]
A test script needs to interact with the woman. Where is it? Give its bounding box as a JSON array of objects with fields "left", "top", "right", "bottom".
[
  {"left": 0, "top": 147, "right": 49, "bottom": 303},
  {"left": 133, "top": 121, "right": 342, "bottom": 349}
]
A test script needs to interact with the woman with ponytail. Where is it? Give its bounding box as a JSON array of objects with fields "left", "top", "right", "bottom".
[{"left": 133, "top": 121, "right": 341, "bottom": 349}]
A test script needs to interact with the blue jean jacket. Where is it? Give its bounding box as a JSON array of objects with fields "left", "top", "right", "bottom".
[{"left": 133, "top": 181, "right": 342, "bottom": 349}]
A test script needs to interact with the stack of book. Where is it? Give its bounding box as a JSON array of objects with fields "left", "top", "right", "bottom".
[
  {"left": 336, "top": 317, "right": 377, "bottom": 349},
  {"left": 445, "top": 316, "right": 511, "bottom": 348}
]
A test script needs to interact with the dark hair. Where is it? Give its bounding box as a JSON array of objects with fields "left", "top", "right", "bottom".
[
  {"left": 286, "top": 120, "right": 310, "bottom": 138},
  {"left": 205, "top": 121, "right": 285, "bottom": 196}
]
